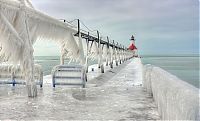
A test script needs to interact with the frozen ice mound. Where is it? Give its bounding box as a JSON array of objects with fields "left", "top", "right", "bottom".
[{"left": 143, "top": 64, "right": 199, "bottom": 120}]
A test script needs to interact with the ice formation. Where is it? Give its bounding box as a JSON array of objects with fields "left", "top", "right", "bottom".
[
  {"left": 88, "top": 41, "right": 99, "bottom": 60},
  {"left": 102, "top": 44, "right": 111, "bottom": 65},
  {"left": 102, "top": 44, "right": 108, "bottom": 60},
  {"left": 60, "top": 33, "right": 83, "bottom": 64},
  {"left": 143, "top": 64, "right": 199, "bottom": 120},
  {"left": 0, "top": 0, "right": 133, "bottom": 97},
  {"left": 0, "top": 0, "right": 83, "bottom": 97},
  {"left": 0, "top": 63, "right": 42, "bottom": 83}
]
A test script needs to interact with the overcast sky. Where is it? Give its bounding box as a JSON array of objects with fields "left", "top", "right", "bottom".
[{"left": 32, "top": 0, "right": 199, "bottom": 56}]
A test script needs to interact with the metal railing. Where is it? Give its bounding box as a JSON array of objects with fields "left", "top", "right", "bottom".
[{"left": 0, "top": 64, "right": 43, "bottom": 87}]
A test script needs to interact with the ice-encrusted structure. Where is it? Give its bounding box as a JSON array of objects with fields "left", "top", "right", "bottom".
[
  {"left": 0, "top": 0, "right": 133, "bottom": 97},
  {"left": 0, "top": 0, "right": 82, "bottom": 97},
  {"left": 143, "top": 64, "right": 199, "bottom": 120}
]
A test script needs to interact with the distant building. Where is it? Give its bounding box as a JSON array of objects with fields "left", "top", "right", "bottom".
[
  {"left": 128, "top": 35, "right": 137, "bottom": 50},
  {"left": 128, "top": 35, "right": 138, "bottom": 57}
]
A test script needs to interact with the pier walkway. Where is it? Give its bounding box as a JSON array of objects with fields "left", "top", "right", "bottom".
[{"left": 0, "top": 59, "right": 160, "bottom": 120}]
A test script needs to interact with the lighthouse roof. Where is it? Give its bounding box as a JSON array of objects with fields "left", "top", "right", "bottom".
[{"left": 130, "top": 35, "right": 135, "bottom": 41}]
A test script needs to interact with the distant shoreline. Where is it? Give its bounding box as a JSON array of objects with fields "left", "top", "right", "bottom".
[
  {"left": 34, "top": 54, "right": 199, "bottom": 58},
  {"left": 141, "top": 54, "right": 199, "bottom": 58}
]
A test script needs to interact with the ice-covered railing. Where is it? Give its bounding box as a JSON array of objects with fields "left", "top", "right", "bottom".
[
  {"left": 0, "top": 64, "right": 43, "bottom": 87},
  {"left": 61, "top": 19, "right": 134, "bottom": 72},
  {"left": 143, "top": 64, "right": 199, "bottom": 120}
]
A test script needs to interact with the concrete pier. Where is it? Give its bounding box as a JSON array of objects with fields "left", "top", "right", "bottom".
[{"left": 0, "top": 59, "right": 160, "bottom": 120}]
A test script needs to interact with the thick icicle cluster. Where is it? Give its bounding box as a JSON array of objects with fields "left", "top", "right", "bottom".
[
  {"left": 143, "top": 64, "right": 199, "bottom": 120},
  {"left": 88, "top": 41, "right": 99, "bottom": 60},
  {"left": 0, "top": 0, "right": 83, "bottom": 64},
  {"left": 102, "top": 44, "right": 111, "bottom": 62}
]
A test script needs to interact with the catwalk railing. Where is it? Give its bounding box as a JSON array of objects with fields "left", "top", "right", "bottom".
[{"left": 60, "top": 19, "right": 133, "bottom": 74}]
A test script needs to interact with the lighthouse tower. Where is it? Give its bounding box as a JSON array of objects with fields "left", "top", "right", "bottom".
[
  {"left": 129, "top": 35, "right": 138, "bottom": 57},
  {"left": 130, "top": 35, "right": 135, "bottom": 45},
  {"left": 129, "top": 35, "right": 137, "bottom": 50}
]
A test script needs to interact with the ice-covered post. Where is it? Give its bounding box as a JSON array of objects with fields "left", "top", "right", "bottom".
[
  {"left": 119, "top": 44, "right": 122, "bottom": 64},
  {"left": 77, "top": 19, "right": 85, "bottom": 64},
  {"left": 18, "top": 3, "right": 37, "bottom": 97},
  {"left": 122, "top": 47, "right": 124, "bottom": 62},
  {"left": 60, "top": 55, "right": 64, "bottom": 65},
  {"left": 125, "top": 48, "right": 127, "bottom": 61},
  {"left": 97, "top": 31, "right": 101, "bottom": 68},
  {"left": 110, "top": 40, "right": 115, "bottom": 68},
  {"left": 106, "top": 36, "right": 109, "bottom": 66},
  {"left": 121, "top": 46, "right": 123, "bottom": 62},
  {"left": 123, "top": 46, "right": 125, "bottom": 62},
  {"left": 126, "top": 48, "right": 129, "bottom": 60},
  {"left": 122, "top": 46, "right": 124, "bottom": 62},
  {"left": 85, "top": 32, "right": 89, "bottom": 73},
  {"left": 115, "top": 42, "right": 118, "bottom": 66},
  {"left": 97, "top": 31, "right": 104, "bottom": 73},
  {"left": 60, "top": 44, "right": 65, "bottom": 65},
  {"left": 119, "top": 44, "right": 121, "bottom": 63},
  {"left": 59, "top": 19, "right": 67, "bottom": 65}
]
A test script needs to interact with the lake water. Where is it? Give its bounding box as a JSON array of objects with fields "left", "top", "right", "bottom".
[
  {"left": 141, "top": 55, "right": 199, "bottom": 88},
  {"left": 34, "top": 55, "right": 199, "bottom": 88},
  {"left": 34, "top": 56, "right": 97, "bottom": 75}
]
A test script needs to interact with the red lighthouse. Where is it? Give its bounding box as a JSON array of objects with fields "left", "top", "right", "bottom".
[
  {"left": 129, "top": 35, "right": 137, "bottom": 50},
  {"left": 128, "top": 35, "right": 138, "bottom": 57}
]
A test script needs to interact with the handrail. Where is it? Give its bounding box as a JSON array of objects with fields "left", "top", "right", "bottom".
[{"left": 0, "top": 64, "right": 43, "bottom": 87}]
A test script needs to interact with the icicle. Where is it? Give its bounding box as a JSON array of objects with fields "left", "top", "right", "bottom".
[
  {"left": 63, "top": 32, "right": 80, "bottom": 61},
  {"left": 77, "top": 32, "right": 85, "bottom": 64},
  {"left": 102, "top": 44, "right": 108, "bottom": 60},
  {"left": 0, "top": 8, "right": 25, "bottom": 64},
  {"left": 89, "top": 41, "right": 99, "bottom": 60},
  {"left": 25, "top": 0, "right": 34, "bottom": 8},
  {"left": 60, "top": 44, "right": 65, "bottom": 65}
]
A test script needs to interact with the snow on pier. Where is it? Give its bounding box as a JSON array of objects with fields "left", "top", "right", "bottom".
[{"left": 0, "top": 58, "right": 160, "bottom": 120}]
